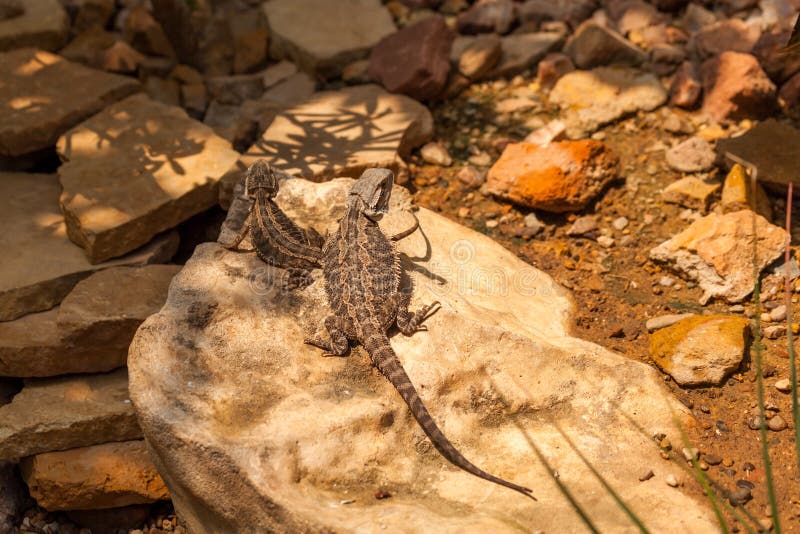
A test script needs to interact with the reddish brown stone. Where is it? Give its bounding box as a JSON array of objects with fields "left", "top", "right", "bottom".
[
  {"left": 536, "top": 52, "right": 575, "bottom": 89},
  {"left": 456, "top": 0, "right": 515, "bottom": 35},
  {"left": 690, "top": 19, "right": 760, "bottom": 59},
  {"left": 486, "top": 140, "right": 619, "bottom": 212},
  {"left": 752, "top": 29, "right": 800, "bottom": 83},
  {"left": 701, "top": 51, "right": 776, "bottom": 121},
  {"left": 779, "top": 71, "right": 800, "bottom": 110},
  {"left": 369, "top": 15, "right": 454, "bottom": 101},
  {"left": 670, "top": 61, "right": 702, "bottom": 108}
]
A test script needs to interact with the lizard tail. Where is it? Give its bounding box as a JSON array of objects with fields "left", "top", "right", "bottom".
[{"left": 365, "top": 333, "right": 536, "bottom": 501}]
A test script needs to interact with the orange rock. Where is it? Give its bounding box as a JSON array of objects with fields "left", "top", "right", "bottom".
[{"left": 486, "top": 140, "right": 619, "bottom": 212}]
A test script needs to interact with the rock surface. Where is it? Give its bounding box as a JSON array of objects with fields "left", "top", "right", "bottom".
[
  {"left": 650, "top": 210, "right": 788, "bottom": 303},
  {"left": 263, "top": 0, "right": 396, "bottom": 79},
  {"left": 456, "top": 35, "right": 502, "bottom": 79},
  {"left": 486, "top": 140, "right": 619, "bottom": 212},
  {"left": 701, "top": 51, "right": 776, "bottom": 121},
  {"left": 665, "top": 136, "right": 716, "bottom": 172},
  {"left": 720, "top": 163, "right": 772, "bottom": 219},
  {"left": 550, "top": 67, "right": 667, "bottom": 138},
  {"left": 563, "top": 21, "right": 648, "bottom": 68},
  {"left": 21, "top": 440, "right": 169, "bottom": 511},
  {"left": 0, "top": 369, "right": 140, "bottom": 461},
  {"left": 717, "top": 119, "right": 800, "bottom": 190},
  {"left": 690, "top": 19, "right": 760, "bottom": 59},
  {"left": 487, "top": 31, "right": 565, "bottom": 78},
  {"left": 0, "top": 173, "right": 177, "bottom": 322},
  {"left": 661, "top": 176, "right": 719, "bottom": 210},
  {"left": 129, "top": 178, "right": 716, "bottom": 533},
  {"left": 57, "top": 93, "right": 239, "bottom": 263},
  {"left": 0, "top": 0, "right": 69, "bottom": 52},
  {"left": 649, "top": 315, "right": 750, "bottom": 386},
  {"left": 456, "top": 0, "right": 515, "bottom": 35},
  {"left": 0, "top": 49, "right": 140, "bottom": 157},
  {"left": 0, "top": 265, "right": 181, "bottom": 377}
]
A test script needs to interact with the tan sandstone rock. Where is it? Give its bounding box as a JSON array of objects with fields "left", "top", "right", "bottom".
[
  {"left": 661, "top": 176, "right": 720, "bottom": 211},
  {"left": 57, "top": 93, "right": 239, "bottom": 263},
  {"left": 0, "top": 369, "right": 140, "bottom": 461},
  {"left": 0, "top": 173, "right": 178, "bottom": 322},
  {"left": 129, "top": 178, "right": 717, "bottom": 533},
  {"left": 0, "top": 49, "right": 140, "bottom": 157},
  {"left": 21, "top": 440, "right": 169, "bottom": 511},
  {"left": 720, "top": 164, "right": 772, "bottom": 220},
  {"left": 0, "top": 0, "right": 69, "bottom": 52},
  {"left": 0, "top": 265, "right": 181, "bottom": 377},
  {"left": 650, "top": 210, "right": 787, "bottom": 303}
]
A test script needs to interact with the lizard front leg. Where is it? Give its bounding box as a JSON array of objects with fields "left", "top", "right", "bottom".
[
  {"left": 304, "top": 315, "right": 349, "bottom": 356},
  {"left": 395, "top": 296, "right": 440, "bottom": 335}
]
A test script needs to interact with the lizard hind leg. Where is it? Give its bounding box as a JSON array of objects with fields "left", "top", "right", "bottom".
[
  {"left": 396, "top": 299, "right": 440, "bottom": 336},
  {"left": 304, "top": 315, "right": 350, "bottom": 357}
]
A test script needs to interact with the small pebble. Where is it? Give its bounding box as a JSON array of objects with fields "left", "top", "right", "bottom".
[
  {"left": 774, "top": 378, "right": 792, "bottom": 393},
  {"left": 485, "top": 219, "right": 499, "bottom": 228},
  {"left": 612, "top": 216, "right": 629, "bottom": 230},
  {"left": 665, "top": 474, "right": 679, "bottom": 487},
  {"left": 729, "top": 304, "right": 745, "bottom": 313},
  {"left": 420, "top": 142, "right": 453, "bottom": 167},
  {"left": 704, "top": 453, "right": 722, "bottom": 465},
  {"left": 759, "top": 518, "right": 773, "bottom": 532},
  {"left": 523, "top": 213, "right": 544, "bottom": 235},
  {"left": 682, "top": 447, "right": 699, "bottom": 462},
  {"left": 769, "top": 305, "right": 787, "bottom": 322},
  {"left": 767, "top": 414, "right": 787, "bottom": 431},
  {"left": 468, "top": 151, "right": 492, "bottom": 166},
  {"left": 730, "top": 486, "right": 752, "bottom": 506},
  {"left": 566, "top": 215, "right": 597, "bottom": 236},
  {"left": 597, "top": 235, "right": 614, "bottom": 248},
  {"left": 763, "top": 325, "right": 787, "bottom": 339},
  {"left": 457, "top": 207, "right": 470, "bottom": 218},
  {"left": 659, "top": 276, "right": 675, "bottom": 287},
  {"left": 645, "top": 313, "right": 694, "bottom": 332},
  {"left": 457, "top": 165, "right": 486, "bottom": 187},
  {"left": 639, "top": 469, "right": 655, "bottom": 481},
  {"left": 743, "top": 462, "right": 755, "bottom": 472}
]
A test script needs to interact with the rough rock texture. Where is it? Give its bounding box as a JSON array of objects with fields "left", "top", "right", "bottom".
[
  {"left": 57, "top": 93, "right": 239, "bottom": 263},
  {"left": 701, "top": 52, "right": 777, "bottom": 121},
  {"left": 661, "top": 176, "right": 719, "bottom": 211},
  {"left": 486, "top": 140, "right": 619, "bottom": 212},
  {"left": 21, "top": 440, "right": 169, "bottom": 511},
  {"left": 549, "top": 67, "right": 667, "bottom": 138},
  {"left": 237, "top": 84, "right": 433, "bottom": 184},
  {"left": 487, "top": 31, "right": 565, "bottom": 78},
  {"left": 0, "top": 0, "right": 69, "bottom": 52},
  {"left": 369, "top": 15, "right": 454, "bottom": 101},
  {"left": 717, "top": 119, "right": 800, "bottom": 190},
  {"left": 0, "top": 265, "right": 181, "bottom": 377},
  {"left": 650, "top": 210, "right": 787, "bottom": 303},
  {"left": 263, "top": 0, "right": 396, "bottom": 79},
  {"left": 129, "top": 178, "right": 716, "bottom": 533},
  {"left": 0, "top": 49, "right": 140, "bottom": 157},
  {"left": 0, "top": 173, "right": 177, "bottom": 322},
  {"left": 665, "top": 136, "right": 715, "bottom": 172},
  {"left": 0, "top": 369, "right": 140, "bottom": 461},
  {"left": 649, "top": 315, "right": 750, "bottom": 386},
  {"left": 563, "top": 21, "right": 647, "bottom": 68},
  {"left": 689, "top": 19, "right": 760, "bottom": 59}
]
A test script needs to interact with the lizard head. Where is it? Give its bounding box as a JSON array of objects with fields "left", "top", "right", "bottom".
[
  {"left": 348, "top": 168, "right": 394, "bottom": 221},
  {"left": 243, "top": 160, "right": 279, "bottom": 199}
]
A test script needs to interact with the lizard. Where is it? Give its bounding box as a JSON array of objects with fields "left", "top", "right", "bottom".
[{"left": 305, "top": 168, "right": 536, "bottom": 500}]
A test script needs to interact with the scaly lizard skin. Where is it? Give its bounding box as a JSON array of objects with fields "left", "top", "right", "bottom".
[{"left": 306, "top": 168, "right": 535, "bottom": 500}]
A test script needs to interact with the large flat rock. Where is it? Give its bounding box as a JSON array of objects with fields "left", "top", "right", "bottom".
[
  {"left": 0, "top": 369, "right": 140, "bottom": 461},
  {"left": 263, "top": 0, "right": 396, "bottom": 79},
  {"left": 130, "top": 178, "right": 716, "bottom": 533},
  {"left": 57, "top": 93, "right": 240, "bottom": 264},
  {"left": 0, "top": 0, "right": 69, "bottom": 52},
  {"left": 0, "top": 173, "right": 178, "bottom": 322},
  {"left": 0, "top": 49, "right": 140, "bottom": 157},
  {"left": 0, "top": 265, "right": 181, "bottom": 377}
]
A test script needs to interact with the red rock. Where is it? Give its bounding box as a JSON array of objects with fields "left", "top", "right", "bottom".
[
  {"left": 779, "top": 71, "right": 800, "bottom": 110},
  {"left": 670, "top": 61, "right": 702, "bottom": 108},
  {"left": 456, "top": 0, "right": 515, "bottom": 35},
  {"left": 486, "top": 140, "right": 619, "bottom": 212},
  {"left": 369, "top": 15, "right": 454, "bottom": 101},
  {"left": 536, "top": 52, "right": 575, "bottom": 89},
  {"left": 752, "top": 29, "right": 800, "bottom": 83},
  {"left": 690, "top": 19, "right": 760, "bottom": 59},
  {"left": 701, "top": 51, "right": 776, "bottom": 121}
]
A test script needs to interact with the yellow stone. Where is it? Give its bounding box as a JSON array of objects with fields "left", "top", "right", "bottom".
[{"left": 720, "top": 163, "right": 773, "bottom": 219}]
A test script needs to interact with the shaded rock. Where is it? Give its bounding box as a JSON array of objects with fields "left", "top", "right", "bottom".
[
  {"left": 550, "top": 67, "right": 667, "bottom": 138},
  {"left": 536, "top": 52, "right": 574, "bottom": 89},
  {"left": 238, "top": 84, "right": 433, "bottom": 183},
  {"left": 485, "top": 31, "right": 565, "bottom": 78},
  {"left": 650, "top": 43, "right": 687, "bottom": 72},
  {"left": 21, "top": 440, "right": 169, "bottom": 511},
  {"left": 486, "top": 140, "right": 619, "bottom": 212},
  {"left": 720, "top": 163, "right": 772, "bottom": 219},
  {"left": 206, "top": 72, "right": 266, "bottom": 106},
  {"left": 665, "top": 136, "right": 715, "bottom": 172},
  {"left": 129, "top": 177, "right": 717, "bottom": 533},
  {"left": 650, "top": 315, "right": 749, "bottom": 386},
  {"left": 0, "top": 173, "right": 177, "bottom": 322},
  {"left": 457, "top": 34, "right": 502, "bottom": 79},
  {"left": 0, "top": 0, "right": 68, "bottom": 52},
  {"left": 717, "top": 119, "right": 800, "bottom": 190},
  {"left": 662, "top": 176, "right": 720, "bottom": 210},
  {"left": 204, "top": 100, "right": 258, "bottom": 151},
  {"left": 0, "top": 463, "right": 26, "bottom": 531},
  {"left": 701, "top": 52, "right": 777, "bottom": 122},
  {"left": 181, "top": 83, "right": 207, "bottom": 117},
  {"left": 0, "top": 369, "right": 140, "bottom": 461},
  {"left": 0, "top": 49, "right": 140, "bottom": 157},
  {"left": 690, "top": 19, "right": 761, "bottom": 59},
  {"left": 564, "top": 21, "right": 648, "bottom": 69},
  {"left": 122, "top": 5, "right": 174, "bottom": 58},
  {"left": 369, "top": 15, "right": 454, "bottom": 101},
  {"left": 752, "top": 29, "right": 800, "bottom": 83},
  {"left": 101, "top": 40, "right": 146, "bottom": 73},
  {"left": 66, "top": 505, "right": 149, "bottom": 533},
  {"left": 57, "top": 93, "right": 239, "bottom": 264},
  {"left": 341, "top": 59, "right": 372, "bottom": 84},
  {"left": 144, "top": 76, "right": 180, "bottom": 106},
  {"left": 517, "top": 0, "right": 596, "bottom": 28},
  {"left": 263, "top": 0, "right": 396, "bottom": 79},
  {"left": 669, "top": 61, "right": 702, "bottom": 108},
  {"left": 70, "top": 0, "right": 115, "bottom": 34},
  {"left": 779, "top": 71, "right": 800, "bottom": 111},
  {"left": 650, "top": 210, "right": 787, "bottom": 303},
  {"left": 261, "top": 71, "right": 317, "bottom": 106},
  {"left": 229, "top": 8, "right": 268, "bottom": 74},
  {"left": 0, "top": 265, "right": 181, "bottom": 377},
  {"left": 456, "top": 0, "right": 515, "bottom": 35},
  {"left": 59, "top": 25, "right": 116, "bottom": 68}
]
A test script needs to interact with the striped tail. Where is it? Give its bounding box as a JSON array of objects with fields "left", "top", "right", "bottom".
[{"left": 365, "top": 330, "right": 536, "bottom": 500}]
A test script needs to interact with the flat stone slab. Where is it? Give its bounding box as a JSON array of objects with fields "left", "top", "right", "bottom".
[
  {"left": 0, "top": 265, "right": 181, "bottom": 377},
  {"left": 0, "top": 173, "right": 178, "bottom": 322},
  {"left": 57, "top": 93, "right": 240, "bottom": 264},
  {"left": 263, "top": 0, "right": 396, "bottom": 79},
  {"left": 0, "top": 0, "right": 69, "bottom": 52},
  {"left": 240, "top": 84, "right": 433, "bottom": 181},
  {"left": 0, "top": 49, "right": 140, "bottom": 157},
  {"left": 717, "top": 119, "right": 800, "bottom": 190},
  {"left": 130, "top": 178, "right": 716, "bottom": 533},
  {"left": 0, "top": 369, "right": 140, "bottom": 461},
  {"left": 21, "top": 440, "right": 169, "bottom": 511}
]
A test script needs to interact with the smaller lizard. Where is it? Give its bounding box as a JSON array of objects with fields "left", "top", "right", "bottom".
[{"left": 224, "top": 160, "right": 324, "bottom": 287}]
